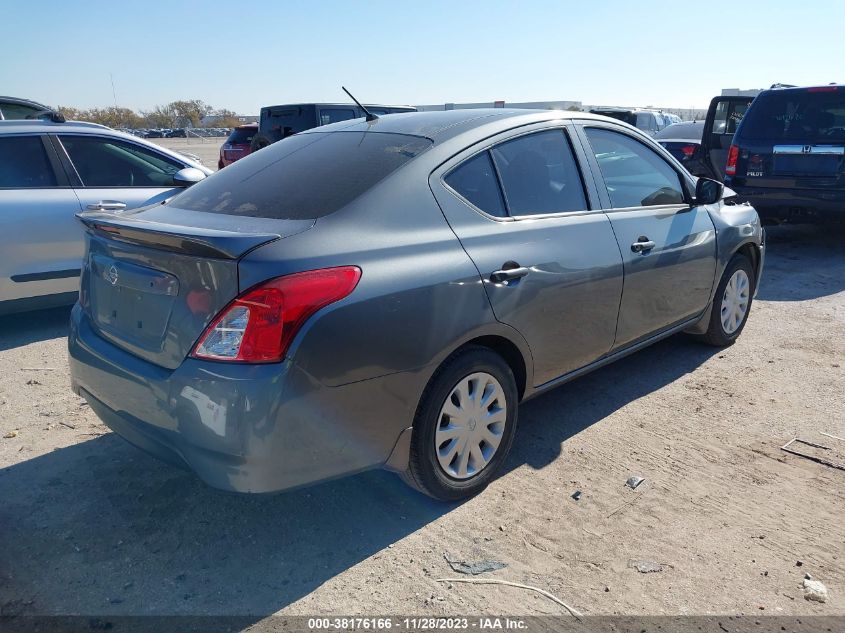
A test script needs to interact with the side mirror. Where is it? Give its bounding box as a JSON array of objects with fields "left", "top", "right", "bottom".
[
  {"left": 172, "top": 167, "right": 206, "bottom": 187},
  {"left": 694, "top": 177, "right": 724, "bottom": 205}
]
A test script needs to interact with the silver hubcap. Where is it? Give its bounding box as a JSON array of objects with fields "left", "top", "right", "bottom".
[
  {"left": 435, "top": 372, "right": 507, "bottom": 480},
  {"left": 720, "top": 269, "right": 750, "bottom": 335}
]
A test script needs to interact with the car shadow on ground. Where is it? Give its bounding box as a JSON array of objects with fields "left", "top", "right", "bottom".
[
  {"left": 0, "top": 435, "right": 455, "bottom": 622},
  {"left": 507, "top": 334, "right": 720, "bottom": 475},
  {"left": 0, "top": 305, "right": 71, "bottom": 352},
  {"left": 0, "top": 333, "right": 719, "bottom": 623},
  {"left": 755, "top": 223, "right": 845, "bottom": 302}
]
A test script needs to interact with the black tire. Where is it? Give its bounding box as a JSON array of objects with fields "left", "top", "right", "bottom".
[
  {"left": 699, "top": 253, "right": 755, "bottom": 347},
  {"left": 402, "top": 346, "right": 518, "bottom": 501}
]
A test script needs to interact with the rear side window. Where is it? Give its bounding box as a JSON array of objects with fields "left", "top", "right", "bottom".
[
  {"left": 491, "top": 129, "right": 587, "bottom": 215},
  {"left": 742, "top": 90, "right": 845, "bottom": 141},
  {"left": 445, "top": 151, "right": 506, "bottom": 217},
  {"left": 227, "top": 127, "right": 256, "bottom": 145},
  {"left": 170, "top": 131, "right": 432, "bottom": 219},
  {"left": 0, "top": 136, "right": 57, "bottom": 188},
  {"left": 585, "top": 128, "right": 685, "bottom": 208}
]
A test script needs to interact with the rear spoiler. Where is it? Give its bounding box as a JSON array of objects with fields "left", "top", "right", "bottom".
[{"left": 77, "top": 212, "right": 281, "bottom": 260}]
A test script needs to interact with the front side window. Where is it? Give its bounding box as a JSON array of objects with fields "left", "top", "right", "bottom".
[
  {"left": 319, "top": 108, "right": 356, "bottom": 126},
  {"left": 585, "top": 127, "right": 685, "bottom": 208},
  {"left": 490, "top": 129, "right": 588, "bottom": 215},
  {"left": 59, "top": 136, "right": 183, "bottom": 187},
  {"left": 0, "top": 136, "right": 58, "bottom": 188},
  {"left": 445, "top": 151, "right": 506, "bottom": 217}
]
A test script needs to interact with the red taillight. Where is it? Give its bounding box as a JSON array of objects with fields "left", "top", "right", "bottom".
[
  {"left": 681, "top": 144, "right": 697, "bottom": 158},
  {"left": 191, "top": 266, "right": 361, "bottom": 363},
  {"left": 725, "top": 144, "right": 740, "bottom": 176},
  {"left": 807, "top": 86, "right": 838, "bottom": 92}
]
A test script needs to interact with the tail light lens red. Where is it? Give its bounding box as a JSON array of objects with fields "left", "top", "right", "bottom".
[
  {"left": 725, "top": 144, "right": 740, "bottom": 176},
  {"left": 191, "top": 266, "right": 361, "bottom": 363},
  {"left": 681, "top": 144, "right": 697, "bottom": 158}
]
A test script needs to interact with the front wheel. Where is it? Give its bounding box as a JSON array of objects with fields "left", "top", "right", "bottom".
[
  {"left": 699, "top": 253, "right": 755, "bottom": 347},
  {"left": 402, "top": 347, "right": 518, "bottom": 501}
]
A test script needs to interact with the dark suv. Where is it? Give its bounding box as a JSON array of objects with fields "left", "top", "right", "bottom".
[
  {"left": 702, "top": 85, "right": 845, "bottom": 223},
  {"left": 251, "top": 102, "right": 416, "bottom": 150}
]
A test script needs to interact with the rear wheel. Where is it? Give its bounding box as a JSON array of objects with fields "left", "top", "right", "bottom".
[
  {"left": 402, "top": 347, "right": 518, "bottom": 501},
  {"left": 699, "top": 253, "right": 755, "bottom": 347}
]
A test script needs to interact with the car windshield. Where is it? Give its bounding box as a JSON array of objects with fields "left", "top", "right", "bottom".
[
  {"left": 171, "top": 131, "right": 432, "bottom": 219},
  {"left": 742, "top": 89, "right": 845, "bottom": 141}
]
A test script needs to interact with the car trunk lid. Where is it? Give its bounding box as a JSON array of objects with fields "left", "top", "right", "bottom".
[{"left": 78, "top": 206, "right": 314, "bottom": 369}]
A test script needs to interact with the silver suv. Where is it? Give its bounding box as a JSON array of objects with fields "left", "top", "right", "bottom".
[{"left": 0, "top": 119, "right": 211, "bottom": 314}]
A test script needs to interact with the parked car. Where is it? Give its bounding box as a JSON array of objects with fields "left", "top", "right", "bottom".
[
  {"left": 0, "top": 96, "right": 54, "bottom": 120},
  {"left": 588, "top": 107, "right": 669, "bottom": 136},
  {"left": 0, "top": 119, "right": 211, "bottom": 315},
  {"left": 251, "top": 102, "right": 417, "bottom": 150},
  {"left": 166, "top": 128, "right": 187, "bottom": 138},
  {"left": 218, "top": 122, "right": 258, "bottom": 169},
  {"left": 144, "top": 130, "right": 163, "bottom": 139},
  {"left": 68, "top": 109, "right": 763, "bottom": 500},
  {"left": 655, "top": 121, "right": 715, "bottom": 179},
  {"left": 701, "top": 85, "right": 844, "bottom": 223}
]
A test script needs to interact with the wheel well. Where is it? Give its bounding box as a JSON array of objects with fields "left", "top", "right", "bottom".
[
  {"left": 455, "top": 335, "right": 528, "bottom": 401},
  {"left": 737, "top": 242, "right": 760, "bottom": 279}
]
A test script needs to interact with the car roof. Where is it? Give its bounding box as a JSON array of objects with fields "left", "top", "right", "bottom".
[
  {"left": 0, "top": 119, "right": 111, "bottom": 134},
  {"left": 762, "top": 84, "right": 842, "bottom": 96},
  {"left": 262, "top": 102, "right": 416, "bottom": 110},
  {"left": 300, "top": 108, "right": 613, "bottom": 145}
]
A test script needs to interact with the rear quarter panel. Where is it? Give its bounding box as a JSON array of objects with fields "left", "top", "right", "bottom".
[{"left": 238, "top": 165, "right": 530, "bottom": 389}]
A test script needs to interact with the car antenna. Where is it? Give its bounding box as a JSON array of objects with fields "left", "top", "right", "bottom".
[{"left": 342, "top": 86, "right": 379, "bottom": 122}]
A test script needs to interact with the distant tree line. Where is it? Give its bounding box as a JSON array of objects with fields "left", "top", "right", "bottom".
[{"left": 56, "top": 100, "right": 242, "bottom": 129}]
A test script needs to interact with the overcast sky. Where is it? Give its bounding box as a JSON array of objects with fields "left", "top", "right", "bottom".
[{"left": 2, "top": 0, "right": 842, "bottom": 114}]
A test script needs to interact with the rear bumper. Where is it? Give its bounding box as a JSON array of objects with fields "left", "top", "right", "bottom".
[
  {"left": 729, "top": 185, "right": 845, "bottom": 220},
  {"left": 68, "top": 304, "right": 413, "bottom": 493}
]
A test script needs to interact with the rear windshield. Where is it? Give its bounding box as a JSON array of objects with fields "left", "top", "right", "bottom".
[
  {"left": 742, "top": 89, "right": 845, "bottom": 141},
  {"left": 654, "top": 121, "right": 704, "bottom": 140},
  {"left": 170, "top": 131, "right": 432, "bottom": 219},
  {"left": 227, "top": 127, "right": 256, "bottom": 144}
]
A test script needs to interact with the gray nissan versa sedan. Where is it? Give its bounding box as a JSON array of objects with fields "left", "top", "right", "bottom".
[{"left": 68, "top": 109, "right": 764, "bottom": 500}]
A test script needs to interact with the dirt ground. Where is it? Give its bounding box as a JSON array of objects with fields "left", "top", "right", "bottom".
[
  {"left": 151, "top": 137, "right": 225, "bottom": 170},
  {"left": 0, "top": 224, "right": 843, "bottom": 621}
]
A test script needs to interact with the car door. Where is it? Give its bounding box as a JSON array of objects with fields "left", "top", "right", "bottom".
[
  {"left": 700, "top": 96, "right": 754, "bottom": 181},
  {"left": 52, "top": 134, "right": 188, "bottom": 217},
  {"left": 0, "top": 134, "right": 83, "bottom": 306},
  {"left": 430, "top": 124, "right": 624, "bottom": 387},
  {"left": 575, "top": 123, "right": 717, "bottom": 350}
]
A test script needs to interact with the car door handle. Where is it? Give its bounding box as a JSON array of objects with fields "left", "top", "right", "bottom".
[
  {"left": 631, "top": 237, "right": 656, "bottom": 253},
  {"left": 87, "top": 201, "right": 127, "bottom": 211},
  {"left": 490, "top": 266, "right": 530, "bottom": 283}
]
